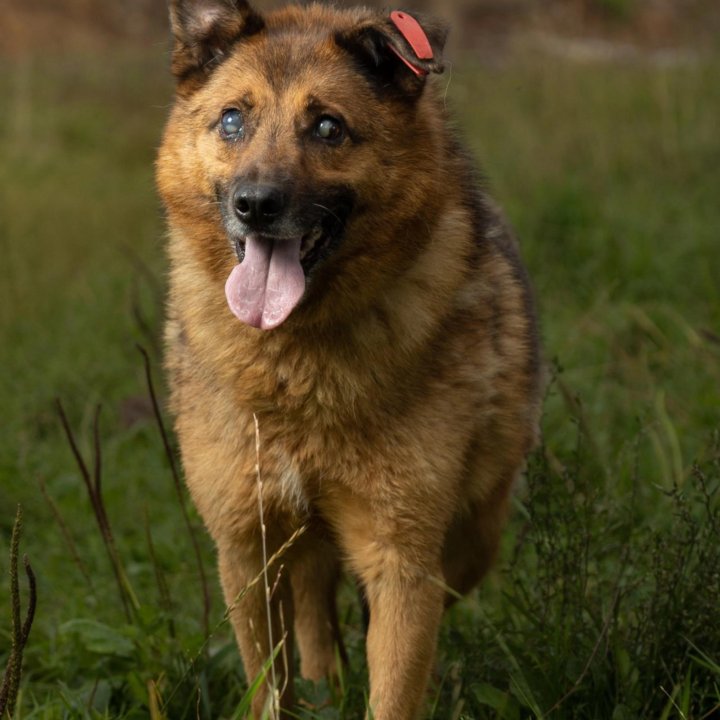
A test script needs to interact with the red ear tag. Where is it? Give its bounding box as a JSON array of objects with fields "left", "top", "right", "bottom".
[
  {"left": 389, "top": 10, "right": 433, "bottom": 77},
  {"left": 390, "top": 11, "right": 433, "bottom": 60}
]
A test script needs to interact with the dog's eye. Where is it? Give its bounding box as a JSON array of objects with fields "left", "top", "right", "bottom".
[
  {"left": 220, "top": 109, "right": 244, "bottom": 140},
  {"left": 314, "top": 116, "right": 344, "bottom": 144}
]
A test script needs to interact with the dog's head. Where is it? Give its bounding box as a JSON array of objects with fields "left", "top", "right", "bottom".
[{"left": 157, "top": 0, "right": 448, "bottom": 330}]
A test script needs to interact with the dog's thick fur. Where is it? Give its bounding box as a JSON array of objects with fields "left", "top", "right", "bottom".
[{"left": 157, "top": 2, "right": 542, "bottom": 717}]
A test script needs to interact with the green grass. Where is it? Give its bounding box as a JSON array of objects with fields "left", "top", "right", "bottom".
[{"left": 1, "top": 46, "right": 719, "bottom": 719}]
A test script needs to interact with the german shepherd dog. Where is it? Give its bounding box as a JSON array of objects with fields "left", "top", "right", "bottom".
[{"left": 157, "top": 1, "right": 541, "bottom": 717}]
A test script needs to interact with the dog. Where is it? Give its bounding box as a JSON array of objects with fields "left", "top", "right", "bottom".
[{"left": 156, "top": 1, "right": 542, "bottom": 717}]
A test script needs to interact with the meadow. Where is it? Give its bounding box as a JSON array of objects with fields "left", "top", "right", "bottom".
[{"left": 1, "top": 41, "right": 719, "bottom": 719}]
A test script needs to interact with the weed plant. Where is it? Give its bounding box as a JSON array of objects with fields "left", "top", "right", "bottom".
[{"left": 439, "top": 428, "right": 720, "bottom": 719}]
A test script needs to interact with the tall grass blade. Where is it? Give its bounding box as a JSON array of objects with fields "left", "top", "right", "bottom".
[
  {"left": 138, "top": 345, "right": 211, "bottom": 638},
  {"left": 38, "top": 476, "right": 95, "bottom": 590},
  {"left": 229, "top": 644, "right": 283, "bottom": 720}
]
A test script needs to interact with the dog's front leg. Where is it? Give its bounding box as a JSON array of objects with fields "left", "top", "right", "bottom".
[
  {"left": 218, "top": 538, "right": 296, "bottom": 719},
  {"left": 328, "top": 494, "right": 447, "bottom": 720},
  {"left": 364, "top": 561, "right": 445, "bottom": 719}
]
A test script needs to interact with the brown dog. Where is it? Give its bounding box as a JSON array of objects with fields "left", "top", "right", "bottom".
[{"left": 156, "top": 1, "right": 542, "bottom": 717}]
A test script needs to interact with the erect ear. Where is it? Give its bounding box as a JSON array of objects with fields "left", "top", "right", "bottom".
[
  {"left": 335, "top": 10, "right": 448, "bottom": 98},
  {"left": 168, "top": 0, "right": 265, "bottom": 84}
]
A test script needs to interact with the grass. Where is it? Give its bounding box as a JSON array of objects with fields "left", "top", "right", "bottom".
[{"left": 1, "top": 42, "right": 719, "bottom": 719}]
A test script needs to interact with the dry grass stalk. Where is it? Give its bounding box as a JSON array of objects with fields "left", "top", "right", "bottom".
[
  {"left": 0, "top": 506, "right": 37, "bottom": 719},
  {"left": 138, "top": 344, "right": 211, "bottom": 638},
  {"left": 254, "top": 413, "right": 282, "bottom": 720},
  {"left": 56, "top": 400, "right": 139, "bottom": 621}
]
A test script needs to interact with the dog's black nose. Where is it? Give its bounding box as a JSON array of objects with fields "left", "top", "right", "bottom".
[{"left": 233, "top": 185, "right": 288, "bottom": 229}]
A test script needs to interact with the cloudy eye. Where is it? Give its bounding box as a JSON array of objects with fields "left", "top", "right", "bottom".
[
  {"left": 314, "top": 116, "right": 344, "bottom": 144},
  {"left": 220, "top": 109, "right": 244, "bottom": 140}
]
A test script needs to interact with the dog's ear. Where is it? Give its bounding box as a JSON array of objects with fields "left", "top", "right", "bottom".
[
  {"left": 336, "top": 10, "right": 448, "bottom": 98},
  {"left": 168, "top": 0, "right": 265, "bottom": 84}
]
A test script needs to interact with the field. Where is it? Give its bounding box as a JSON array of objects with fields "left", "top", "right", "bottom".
[{"left": 1, "top": 39, "right": 719, "bottom": 719}]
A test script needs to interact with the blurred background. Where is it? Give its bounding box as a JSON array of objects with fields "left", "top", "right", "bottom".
[
  {"left": 3, "top": 0, "right": 720, "bottom": 53},
  {"left": 1, "top": 1, "right": 719, "bottom": 719}
]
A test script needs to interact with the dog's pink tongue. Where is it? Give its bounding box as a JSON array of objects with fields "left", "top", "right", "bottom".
[{"left": 225, "top": 235, "right": 305, "bottom": 330}]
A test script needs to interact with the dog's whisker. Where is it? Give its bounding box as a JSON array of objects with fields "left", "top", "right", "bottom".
[{"left": 312, "top": 202, "right": 343, "bottom": 224}]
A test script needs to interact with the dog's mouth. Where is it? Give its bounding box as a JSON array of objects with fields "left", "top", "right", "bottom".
[
  {"left": 232, "top": 219, "right": 340, "bottom": 273},
  {"left": 225, "top": 214, "right": 347, "bottom": 331}
]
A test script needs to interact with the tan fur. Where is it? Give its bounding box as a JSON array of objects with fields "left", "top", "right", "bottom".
[{"left": 157, "top": 2, "right": 542, "bottom": 718}]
